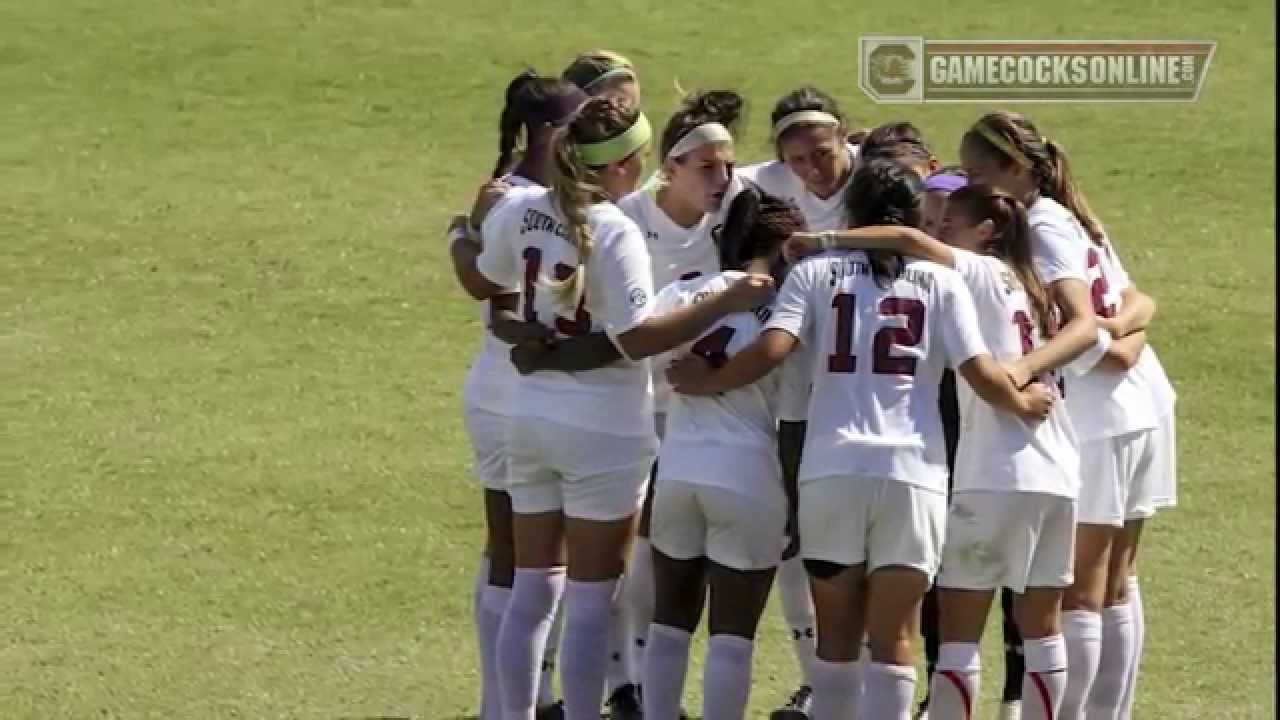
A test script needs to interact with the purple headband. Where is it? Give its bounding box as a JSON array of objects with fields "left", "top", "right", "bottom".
[{"left": 924, "top": 173, "right": 968, "bottom": 193}]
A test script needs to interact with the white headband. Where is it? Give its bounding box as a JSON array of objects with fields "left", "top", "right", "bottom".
[
  {"left": 770, "top": 110, "right": 840, "bottom": 141},
  {"left": 582, "top": 66, "right": 635, "bottom": 91},
  {"left": 666, "top": 122, "right": 733, "bottom": 160}
]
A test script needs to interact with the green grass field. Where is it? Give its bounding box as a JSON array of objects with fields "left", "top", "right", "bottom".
[{"left": 1, "top": 0, "right": 1274, "bottom": 717}]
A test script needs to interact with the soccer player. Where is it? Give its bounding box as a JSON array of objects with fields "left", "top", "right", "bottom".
[
  {"left": 447, "top": 70, "right": 588, "bottom": 720},
  {"left": 669, "top": 159, "right": 1055, "bottom": 720},
  {"left": 458, "top": 94, "right": 774, "bottom": 720},
  {"left": 641, "top": 193, "right": 805, "bottom": 720},
  {"left": 784, "top": 183, "right": 1093, "bottom": 720},
  {"left": 562, "top": 49, "right": 640, "bottom": 107},
  {"left": 959, "top": 111, "right": 1167, "bottom": 720},
  {"left": 736, "top": 86, "right": 859, "bottom": 720}
]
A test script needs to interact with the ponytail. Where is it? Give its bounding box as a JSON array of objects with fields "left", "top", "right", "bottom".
[
  {"left": 1042, "top": 138, "right": 1106, "bottom": 246},
  {"left": 965, "top": 112, "right": 1108, "bottom": 246},
  {"left": 493, "top": 70, "right": 537, "bottom": 179},
  {"left": 545, "top": 96, "right": 640, "bottom": 307},
  {"left": 950, "top": 185, "right": 1056, "bottom": 339},
  {"left": 548, "top": 133, "right": 602, "bottom": 305}
]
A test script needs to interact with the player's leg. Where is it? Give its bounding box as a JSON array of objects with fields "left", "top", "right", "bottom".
[
  {"left": 924, "top": 490, "right": 1010, "bottom": 720},
  {"left": 1013, "top": 494, "right": 1076, "bottom": 720},
  {"left": 497, "top": 416, "right": 569, "bottom": 720},
  {"left": 481, "top": 489, "right": 519, "bottom": 720},
  {"left": 1061, "top": 435, "right": 1126, "bottom": 720},
  {"left": 772, "top": 420, "right": 816, "bottom": 720},
  {"left": 862, "top": 480, "right": 945, "bottom": 719},
  {"left": 1087, "top": 520, "right": 1143, "bottom": 720},
  {"left": 701, "top": 483, "right": 787, "bottom": 720},
  {"left": 642, "top": 478, "right": 708, "bottom": 720},
  {"left": 1000, "top": 588, "right": 1026, "bottom": 719},
  {"left": 800, "top": 475, "right": 871, "bottom": 720}
]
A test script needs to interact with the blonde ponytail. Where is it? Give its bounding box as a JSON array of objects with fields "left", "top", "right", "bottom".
[{"left": 547, "top": 133, "right": 605, "bottom": 306}]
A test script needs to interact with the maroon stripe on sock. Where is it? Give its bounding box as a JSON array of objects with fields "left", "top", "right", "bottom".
[
  {"left": 1030, "top": 671, "right": 1054, "bottom": 720},
  {"left": 940, "top": 670, "right": 973, "bottom": 719}
]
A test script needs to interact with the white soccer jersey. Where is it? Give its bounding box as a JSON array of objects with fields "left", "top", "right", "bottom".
[
  {"left": 740, "top": 143, "right": 860, "bottom": 424},
  {"left": 1028, "top": 197, "right": 1159, "bottom": 441},
  {"left": 738, "top": 142, "right": 860, "bottom": 233},
  {"left": 1101, "top": 243, "right": 1177, "bottom": 418},
  {"left": 462, "top": 176, "right": 541, "bottom": 415},
  {"left": 652, "top": 272, "right": 781, "bottom": 498},
  {"left": 767, "top": 250, "right": 990, "bottom": 493},
  {"left": 476, "top": 187, "right": 656, "bottom": 438},
  {"left": 948, "top": 249, "right": 1080, "bottom": 499},
  {"left": 616, "top": 176, "right": 746, "bottom": 413}
]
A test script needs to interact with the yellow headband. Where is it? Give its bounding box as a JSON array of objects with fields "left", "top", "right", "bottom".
[
  {"left": 974, "top": 123, "right": 1033, "bottom": 169},
  {"left": 578, "top": 113, "right": 652, "bottom": 167}
]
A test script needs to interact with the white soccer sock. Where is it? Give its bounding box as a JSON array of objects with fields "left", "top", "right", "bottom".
[
  {"left": 480, "top": 584, "right": 513, "bottom": 720},
  {"left": 1118, "top": 577, "right": 1143, "bottom": 719},
  {"left": 1021, "top": 634, "right": 1067, "bottom": 720},
  {"left": 605, "top": 597, "right": 633, "bottom": 695},
  {"left": 864, "top": 661, "right": 916, "bottom": 719},
  {"left": 642, "top": 623, "right": 693, "bottom": 720},
  {"left": 538, "top": 600, "right": 564, "bottom": 708},
  {"left": 777, "top": 555, "right": 818, "bottom": 687},
  {"left": 853, "top": 636, "right": 871, "bottom": 706},
  {"left": 560, "top": 579, "right": 619, "bottom": 720},
  {"left": 927, "top": 642, "right": 980, "bottom": 720},
  {"left": 1060, "top": 610, "right": 1102, "bottom": 720},
  {"left": 810, "top": 658, "right": 859, "bottom": 720},
  {"left": 497, "top": 568, "right": 566, "bottom": 720},
  {"left": 1086, "top": 604, "right": 1134, "bottom": 719},
  {"left": 703, "top": 634, "right": 754, "bottom": 720},
  {"left": 623, "top": 538, "right": 655, "bottom": 685},
  {"left": 474, "top": 555, "right": 492, "bottom": 719}
]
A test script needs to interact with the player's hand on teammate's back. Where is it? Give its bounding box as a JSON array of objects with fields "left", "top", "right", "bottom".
[
  {"left": 720, "top": 273, "right": 775, "bottom": 312},
  {"left": 1017, "top": 381, "right": 1056, "bottom": 423},
  {"left": 510, "top": 338, "right": 553, "bottom": 375},
  {"left": 781, "top": 232, "right": 824, "bottom": 262},
  {"left": 1003, "top": 360, "right": 1033, "bottom": 391},
  {"left": 666, "top": 354, "right": 716, "bottom": 395},
  {"left": 469, "top": 179, "right": 511, "bottom": 229}
]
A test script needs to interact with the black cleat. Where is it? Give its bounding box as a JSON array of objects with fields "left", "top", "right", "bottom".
[
  {"left": 770, "top": 684, "right": 813, "bottom": 720},
  {"left": 606, "top": 683, "right": 643, "bottom": 720},
  {"left": 535, "top": 699, "right": 565, "bottom": 720}
]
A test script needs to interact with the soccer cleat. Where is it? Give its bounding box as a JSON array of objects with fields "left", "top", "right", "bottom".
[
  {"left": 998, "top": 700, "right": 1022, "bottom": 720},
  {"left": 606, "top": 683, "right": 643, "bottom": 720},
  {"left": 916, "top": 712, "right": 930, "bottom": 720},
  {"left": 535, "top": 700, "right": 565, "bottom": 720},
  {"left": 769, "top": 684, "right": 813, "bottom": 720}
]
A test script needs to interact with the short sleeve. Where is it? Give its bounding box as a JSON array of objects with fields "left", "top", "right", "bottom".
[
  {"left": 1030, "top": 214, "right": 1088, "bottom": 285},
  {"left": 949, "top": 248, "right": 1000, "bottom": 296},
  {"left": 590, "top": 211, "right": 656, "bottom": 354},
  {"left": 765, "top": 256, "right": 817, "bottom": 343},
  {"left": 937, "top": 271, "right": 991, "bottom": 368},
  {"left": 475, "top": 194, "right": 522, "bottom": 289}
]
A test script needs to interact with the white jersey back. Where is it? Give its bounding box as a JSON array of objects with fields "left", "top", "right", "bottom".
[
  {"left": 476, "top": 187, "right": 656, "bottom": 437},
  {"left": 463, "top": 176, "right": 541, "bottom": 415},
  {"left": 767, "top": 250, "right": 989, "bottom": 492},
  {"left": 949, "top": 249, "right": 1080, "bottom": 498},
  {"left": 740, "top": 144, "right": 859, "bottom": 423},
  {"left": 617, "top": 176, "right": 746, "bottom": 413},
  {"left": 1028, "top": 197, "right": 1158, "bottom": 440},
  {"left": 654, "top": 272, "right": 781, "bottom": 497}
]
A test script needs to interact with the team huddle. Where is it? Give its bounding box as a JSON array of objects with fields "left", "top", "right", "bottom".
[{"left": 445, "top": 49, "right": 1177, "bottom": 720}]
